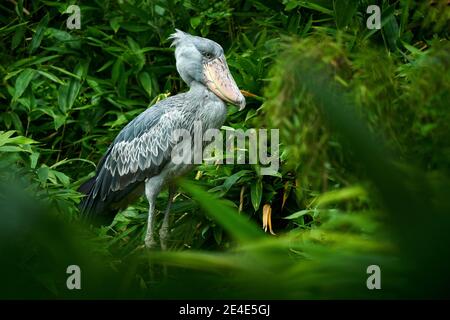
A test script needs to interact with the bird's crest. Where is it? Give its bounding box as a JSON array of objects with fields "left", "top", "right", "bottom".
[{"left": 169, "top": 29, "right": 190, "bottom": 47}]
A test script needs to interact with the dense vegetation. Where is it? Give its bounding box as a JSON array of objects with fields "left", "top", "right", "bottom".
[{"left": 0, "top": 0, "right": 449, "bottom": 298}]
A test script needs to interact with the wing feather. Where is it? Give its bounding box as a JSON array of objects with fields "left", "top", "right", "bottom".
[{"left": 93, "top": 94, "right": 188, "bottom": 202}]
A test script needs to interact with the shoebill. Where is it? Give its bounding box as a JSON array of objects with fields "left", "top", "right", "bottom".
[{"left": 79, "top": 29, "right": 246, "bottom": 249}]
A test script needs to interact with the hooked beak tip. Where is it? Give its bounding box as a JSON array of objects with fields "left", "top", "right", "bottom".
[{"left": 237, "top": 96, "right": 246, "bottom": 111}]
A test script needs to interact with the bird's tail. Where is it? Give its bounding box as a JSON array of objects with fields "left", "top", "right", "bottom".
[
  {"left": 78, "top": 175, "right": 145, "bottom": 226},
  {"left": 78, "top": 176, "right": 117, "bottom": 225},
  {"left": 78, "top": 176, "right": 96, "bottom": 198}
]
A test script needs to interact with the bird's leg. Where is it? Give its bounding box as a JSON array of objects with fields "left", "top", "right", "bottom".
[
  {"left": 144, "top": 178, "right": 162, "bottom": 249},
  {"left": 144, "top": 200, "right": 158, "bottom": 248},
  {"left": 159, "top": 185, "right": 176, "bottom": 250}
]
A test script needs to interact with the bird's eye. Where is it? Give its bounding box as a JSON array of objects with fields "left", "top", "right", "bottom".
[{"left": 203, "top": 52, "right": 213, "bottom": 59}]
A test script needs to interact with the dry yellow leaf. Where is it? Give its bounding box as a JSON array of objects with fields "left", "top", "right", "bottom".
[
  {"left": 195, "top": 171, "right": 203, "bottom": 180},
  {"left": 239, "top": 186, "right": 245, "bottom": 213},
  {"left": 262, "top": 203, "right": 276, "bottom": 235}
]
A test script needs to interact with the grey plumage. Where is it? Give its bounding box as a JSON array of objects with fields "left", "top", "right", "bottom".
[{"left": 79, "top": 30, "right": 245, "bottom": 248}]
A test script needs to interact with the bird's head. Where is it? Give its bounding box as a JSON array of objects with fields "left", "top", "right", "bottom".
[{"left": 169, "top": 29, "right": 245, "bottom": 110}]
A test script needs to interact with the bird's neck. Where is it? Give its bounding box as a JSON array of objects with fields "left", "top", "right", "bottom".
[
  {"left": 186, "top": 81, "right": 227, "bottom": 129},
  {"left": 187, "top": 81, "right": 224, "bottom": 105},
  {"left": 188, "top": 80, "right": 207, "bottom": 93}
]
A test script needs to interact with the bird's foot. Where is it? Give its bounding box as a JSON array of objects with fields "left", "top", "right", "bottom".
[{"left": 145, "top": 236, "right": 158, "bottom": 249}]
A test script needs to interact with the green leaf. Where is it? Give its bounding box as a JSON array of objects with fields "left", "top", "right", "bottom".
[
  {"left": 0, "top": 146, "right": 27, "bottom": 152},
  {"left": 49, "top": 65, "right": 81, "bottom": 79},
  {"left": 8, "top": 136, "right": 37, "bottom": 145},
  {"left": 283, "top": 210, "right": 314, "bottom": 220},
  {"left": 251, "top": 179, "right": 262, "bottom": 211},
  {"left": 285, "top": 0, "right": 299, "bottom": 11},
  {"left": 315, "top": 186, "right": 367, "bottom": 208},
  {"left": 120, "top": 23, "right": 151, "bottom": 33},
  {"left": 301, "top": 15, "right": 313, "bottom": 37},
  {"left": 138, "top": 71, "right": 152, "bottom": 97},
  {"left": 7, "top": 112, "right": 23, "bottom": 132},
  {"left": 0, "top": 131, "right": 16, "bottom": 146},
  {"left": 30, "top": 152, "right": 40, "bottom": 169},
  {"left": 11, "top": 55, "right": 60, "bottom": 70},
  {"left": 29, "top": 13, "right": 49, "bottom": 54},
  {"left": 15, "top": 0, "right": 24, "bottom": 19},
  {"left": 127, "top": 36, "right": 141, "bottom": 52},
  {"left": 49, "top": 158, "right": 95, "bottom": 169},
  {"left": 180, "top": 180, "right": 264, "bottom": 243},
  {"left": 104, "top": 113, "right": 128, "bottom": 128},
  {"left": 96, "top": 60, "right": 115, "bottom": 73},
  {"left": 53, "top": 113, "right": 67, "bottom": 130},
  {"left": 109, "top": 16, "right": 123, "bottom": 33},
  {"left": 37, "top": 70, "right": 64, "bottom": 84},
  {"left": 37, "top": 166, "right": 49, "bottom": 184},
  {"left": 382, "top": 5, "right": 400, "bottom": 51},
  {"left": 241, "top": 33, "right": 254, "bottom": 50},
  {"left": 58, "top": 62, "right": 88, "bottom": 113},
  {"left": 222, "top": 170, "right": 251, "bottom": 192},
  {"left": 13, "top": 69, "right": 35, "bottom": 101},
  {"left": 190, "top": 17, "right": 202, "bottom": 29},
  {"left": 333, "top": 0, "right": 358, "bottom": 29},
  {"left": 46, "top": 28, "right": 74, "bottom": 42},
  {"left": 298, "top": 1, "right": 333, "bottom": 15},
  {"left": 53, "top": 170, "right": 70, "bottom": 186},
  {"left": 12, "top": 24, "right": 26, "bottom": 50},
  {"left": 154, "top": 5, "right": 165, "bottom": 16},
  {"left": 209, "top": 170, "right": 251, "bottom": 195},
  {"left": 401, "top": 42, "right": 422, "bottom": 55},
  {"left": 112, "top": 58, "right": 124, "bottom": 84}
]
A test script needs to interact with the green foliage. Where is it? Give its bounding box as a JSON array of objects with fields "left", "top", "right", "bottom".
[{"left": 0, "top": 0, "right": 449, "bottom": 298}]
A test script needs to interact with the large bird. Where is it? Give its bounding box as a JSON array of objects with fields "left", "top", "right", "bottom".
[{"left": 79, "top": 30, "right": 245, "bottom": 249}]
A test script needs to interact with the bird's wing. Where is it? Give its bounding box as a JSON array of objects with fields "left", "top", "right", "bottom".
[{"left": 92, "top": 94, "right": 188, "bottom": 202}]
